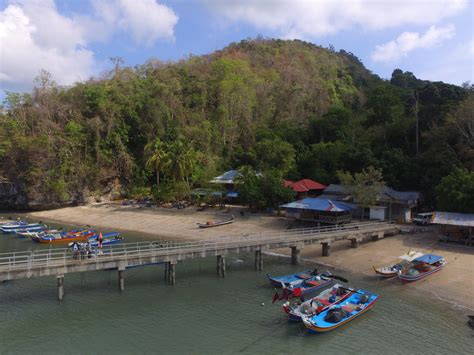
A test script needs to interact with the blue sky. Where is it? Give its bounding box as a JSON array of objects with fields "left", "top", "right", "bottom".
[{"left": 1, "top": 0, "right": 473, "bottom": 95}]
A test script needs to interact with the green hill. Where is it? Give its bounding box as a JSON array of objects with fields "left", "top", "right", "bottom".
[{"left": 0, "top": 38, "right": 471, "bottom": 210}]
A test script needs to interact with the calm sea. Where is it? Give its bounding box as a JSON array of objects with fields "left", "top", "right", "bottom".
[{"left": 0, "top": 216, "right": 471, "bottom": 354}]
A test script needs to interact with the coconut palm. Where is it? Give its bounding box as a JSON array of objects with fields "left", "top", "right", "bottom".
[
  {"left": 164, "top": 140, "right": 197, "bottom": 182},
  {"left": 145, "top": 139, "right": 168, "bottom": 187}
]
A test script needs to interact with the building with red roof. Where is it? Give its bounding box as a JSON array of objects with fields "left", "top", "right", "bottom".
[{"left": 283, "top": 179, "right": 327, "bottom": 198}]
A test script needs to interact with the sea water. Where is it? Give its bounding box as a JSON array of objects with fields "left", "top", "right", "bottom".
[{"left": 0, "top": 218, "right": 471, "bottom": 354}]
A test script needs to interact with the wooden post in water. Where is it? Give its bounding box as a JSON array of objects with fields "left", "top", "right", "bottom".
[
  {"left": 255, "top": 250, "right": 262, "bottom": 271},
  {"left": 291, "top": 246, "right": 300, "bottom": 265},
  {"left": 321, "top": 242, "right": 331, "bottom": 257},
  {"left": 57, "top": 275, "right": 64, "bottom": 301}
]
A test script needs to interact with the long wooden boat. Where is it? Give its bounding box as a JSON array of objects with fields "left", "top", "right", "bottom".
[
  {"left": 397, "top": 254, "right": 446, "bottom": 282},
  {"left": 283, "top": 284, "right": 353, "bottom": 322},
  {"left": 1, "top": 223, "right": 43, "bottom": 234},
  {"left": 302, "top": 289, "right": 379, "bottom": 333},
  {"left": 197, "top": 215, "right": 234, "bottom": 228},
  {"left": 267, "top": 269, "right": 323, "bottom": 288},
  {"left": 373, "top": 251, "right": 424, "bottom": 278},
  {"left": 31, "top": 230, "right": 96, "bottom": 244},
  {"left": 270, "top": 271, "right": 335, "bottom": 299}
]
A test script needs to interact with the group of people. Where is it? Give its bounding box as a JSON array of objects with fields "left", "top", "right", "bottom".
[{"left": 71, "top": 241, "right": 102, "bottom": 259}]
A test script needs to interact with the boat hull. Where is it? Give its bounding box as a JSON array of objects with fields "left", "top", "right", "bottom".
[{"left": 398, "top": 263, "right": 445, "bottom": 282}]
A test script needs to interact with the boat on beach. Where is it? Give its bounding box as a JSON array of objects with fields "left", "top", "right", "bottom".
[
  {"left": 282, "top": 284, "right": 354, "bottom": 322},
  {"left": 397, "top": 254, "right": 446, "bottom": 282},
  {"left": 1, "top": 222, "right": 45, "bottom": 234},
  {"left": 373, "top": 251, "right": 424, "bottom": 278},
  {"left": 267, "top": 268, "right": 324, "bottom": 288},
  {"left": 302, "top": 289, "right": 379, "bottom": 333},
  {"left": 31, "top": 229, "right": 96, "bottom": 244},
  {"left": 196, "top": 215, "right": 234, "bottom": 228}
]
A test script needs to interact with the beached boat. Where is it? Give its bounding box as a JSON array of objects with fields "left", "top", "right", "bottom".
[
  {"left": 282, "top": 284, "right": 354, "bottom": 322},
  {"left": 302, "top": 289, "right": 379, "bottom": 333},
  {"left": 267, "top": 268, "right": 324, "bottom": 288},
  {"left": 397, "top": 254, "right": 446, "bottom": 282},
  {"left": 31, "top": 230, "right": 96, "bottom": 244},
  {"left": 197, "top": 215, "right": 234, "bottom": 228},
  {"left": 373, "top": 251, "right": 425, "bottom": 278},
  {"left": 1, "top": 223, "right": 44, "bottom": 234},
  {"left": 89, "top": 236, "right": 123, "bottom": 247}
]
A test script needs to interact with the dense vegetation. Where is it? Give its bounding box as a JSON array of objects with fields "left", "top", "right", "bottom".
[{"left": 0, "top": 39, "right": 472, "bottom": 210}]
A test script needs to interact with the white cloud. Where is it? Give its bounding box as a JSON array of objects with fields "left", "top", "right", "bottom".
[
  {"left": 0, "top": 0, "right": 178, "bottom": 92},
  {"left": 205, "top": 0, "right": 466, "bottom": 38},
  {"left": 371, "top": 25, "right": 456, "bottom": 62}
]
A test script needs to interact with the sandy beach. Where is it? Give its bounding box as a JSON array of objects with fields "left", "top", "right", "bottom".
[{"left": 27, "top": 204, "right": 474, "bottom": 310}]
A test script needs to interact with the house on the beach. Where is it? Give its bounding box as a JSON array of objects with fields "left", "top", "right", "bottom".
[
  {"left": 280, "top": 198, "right": 358, "bottom": 225},
  {"left": 283, "top": 179, "right": 326, "bottom": 199},
  {"left": 320, "top": 184, "right": 420, "bottom": 222}
]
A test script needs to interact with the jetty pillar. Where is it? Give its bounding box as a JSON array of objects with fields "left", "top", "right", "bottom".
[
  {"left": 321, "top": 242, "right": 331, "bottom": 257},
  {"left": 350, "top": 238, "right": 360, "bottom": 248},
  {"left": 57, "top": 275, "right": 64, "bottom": 301},
  {"left": 164, "top": 262, "right": 169, "bottom": 282},
  {"left": 220, "top": 256, "right": 226, "bottom": 278},
  {"left": 255, "top": 250, "right": 263, "bottom": 271},
  {"left": 217, "top": 255, "right": 222, "bottom": 276},
  {"left": 118, "top": 269, "right": 125, "bottom": 291},
  {"left": 290, "top": 246, "right": 301, "bottom": 265},
  {"left": 169, "top": 261, "right": 177, "bottom": 285}
]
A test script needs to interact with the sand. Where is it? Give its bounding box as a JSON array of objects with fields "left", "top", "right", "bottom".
[{"left": 27, "top": 204, "right": 474, "bottom": 310}]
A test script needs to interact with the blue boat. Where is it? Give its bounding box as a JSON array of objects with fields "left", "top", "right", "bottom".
[
  {"left": 89, "top": 232, "right": 123, "bottom": 247},
  {"left": 302, "top": 289, "right": 379, "bottom": 333},
  {"left": 267, "top": 268, "right": 324, "bottom": 288},
  {"left": 1, "top": 223, "right": 44, "bottom": 234}
]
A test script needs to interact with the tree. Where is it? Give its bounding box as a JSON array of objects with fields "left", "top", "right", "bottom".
[
  {"left": 436, "top": 168, "right": 474, "bottom": 213},
  {"left": 254, "top": 138, "right": 296, "bottom": 176},
  {"left": 163, "top": 140, "right": 198, "bottom": 182},
  {"left": 338, "top": 166, "right": 385, "bottom": 218},
  {"left": 145, "top": 138, "right": 167, "bottom": 187}
]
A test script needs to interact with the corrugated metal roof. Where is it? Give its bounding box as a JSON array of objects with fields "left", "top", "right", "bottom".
[
  {"left": 210, "top": 170, "right": 242, "bottom": 184},
  {"left": 280, "top": 198, "right": 352, "bottom": 212},
  {"left": 283, "top": 179, "right": 326, "bottom": 192},
  {"left": 432, "top": 211, "right": 474, "bottom": 227}
]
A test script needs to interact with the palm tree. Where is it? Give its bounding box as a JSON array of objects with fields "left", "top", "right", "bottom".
[
  {"left": 164, "top": 140, "right": 197, "bottom": 182},
  {"left": 145, "top": 139, "right": 168, "bottom": 187}
]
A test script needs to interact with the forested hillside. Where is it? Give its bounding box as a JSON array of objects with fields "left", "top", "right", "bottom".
[{"left": 0, "top": 38, "right": 472, "bottom": 210}]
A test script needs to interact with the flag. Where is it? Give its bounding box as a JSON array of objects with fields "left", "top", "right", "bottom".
[
  {"left": 272, "top": 291, "right": 280, "bottom": 304},
  {"left": 99, "top": 232, "right": 103, "bottom": 248}
]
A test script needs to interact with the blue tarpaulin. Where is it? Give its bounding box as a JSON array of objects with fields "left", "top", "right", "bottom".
[
  {"left": 413, "top": 254, "right": 444, "bottom": 265},
  {"left": 280, "top": 198, "right": 354, "bottom": 212}
]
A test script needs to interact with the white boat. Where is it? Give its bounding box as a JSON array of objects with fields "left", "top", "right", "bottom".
[{"left": 372, "top": 251, "right": 424, "bottom": 278}]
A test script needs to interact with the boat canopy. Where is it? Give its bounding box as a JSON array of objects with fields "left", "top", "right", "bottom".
[
  {"left": 413, "top": 254, "right": 444, "bottom": 264},
  {"left": 398, "top": 251, "right": 424, "bottom": 261}
]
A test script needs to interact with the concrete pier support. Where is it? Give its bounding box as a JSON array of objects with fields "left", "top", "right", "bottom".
[
  {"left": 164, "top": 262, "right": 169, "bottom": 282},
  {"left": 218, "top": 256, "right": 226, "bottom": 278},
  {"left": 321, "top": 242, "right": 331, "bottom": 257},
  {"left": 169, "top": 261, "right": 176, "bottom": 285},
  {"left": 217, "top": 255, "right": 222, "bottom": 276},
  {"left": 118, "top": 269, "right": 125, "bottom": 291},
  {"left": 255, "top": 250, "right": 263, "bottom": 271},
  {"left": 290, "top": 246, "right": 301, "bottom": 265},
  {"left": 350, "top": 238, "right": 359, "bottom": 248},
  {"left": 57, "top": 275, "right": 64, "bottom": 301}
]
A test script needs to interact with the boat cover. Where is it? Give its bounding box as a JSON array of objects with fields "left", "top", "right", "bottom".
[
  {"left": 413, "top": 254, "right": 443, "bottom": 264},
  {"left": 398, "top": 251, "right": 424, "bottom": 261}
]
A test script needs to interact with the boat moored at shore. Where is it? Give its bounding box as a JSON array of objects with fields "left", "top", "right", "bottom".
[
  {"left": 373, "top": 251, "right": 424, "bottom": 278},
  {"left": 397, "top": 254, "right": 446, "bottom": 282}
]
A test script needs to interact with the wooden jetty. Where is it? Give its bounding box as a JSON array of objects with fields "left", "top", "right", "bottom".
[{"left": 0, "top": 221, "right": 399, "bottom": 300}]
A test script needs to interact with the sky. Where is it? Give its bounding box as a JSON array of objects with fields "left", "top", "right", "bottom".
[{"left": 0, "top": 0, "right": 473, "bottom": 95}]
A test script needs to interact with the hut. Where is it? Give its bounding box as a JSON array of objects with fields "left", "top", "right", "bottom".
[
  {"left": 280, "top": 198, "right": 356, "bottom": 225},
  {"left": 432, "top": 212, "right": 474, "bottom": 247},
  {"left": 283, "top": 179, "right": 327, "bottom": 199}
]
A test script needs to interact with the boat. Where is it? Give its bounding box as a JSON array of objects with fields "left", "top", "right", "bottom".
[
  {"left": 372, "top": 251, "right": 425, "bottom": 278},
  {"left": 267, "top": 268, "right": 326, "bottom": 288},
  {"left": 31, "top": 229, "right": 96, "bottom": 244},
  {"left": 269, "top": 270, "right": 336, "bottom": 298},
  {"left": 302, "top": 289, "right": 379, "bottom": 333},
  {"left": 282, "top": 284, "right": 354, "bottom": 322},
  {"left": 17, "top": 229, "right": 61, "bottom": 238},
  {"left": 1, "top": 222, "right": 45, "bottom": 234},
  {"left": 197, "top": 215, "right": 234, "bottom": 228},
  {"left": 397, "top": 253, "right": 446, "bottom": 282}
]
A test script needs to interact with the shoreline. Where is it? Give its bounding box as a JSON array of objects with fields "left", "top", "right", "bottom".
[{"left": 21, "top": 204, "right": 474, "bottom": 311}]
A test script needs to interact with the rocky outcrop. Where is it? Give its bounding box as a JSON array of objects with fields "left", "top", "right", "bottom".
[{"left": 0, "top": 181, "right": 28, "bottom": 210}]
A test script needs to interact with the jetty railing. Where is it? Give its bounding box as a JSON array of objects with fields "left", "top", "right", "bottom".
[{"left": 0, "top": 221, "right": 395, "bottom": 272}]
